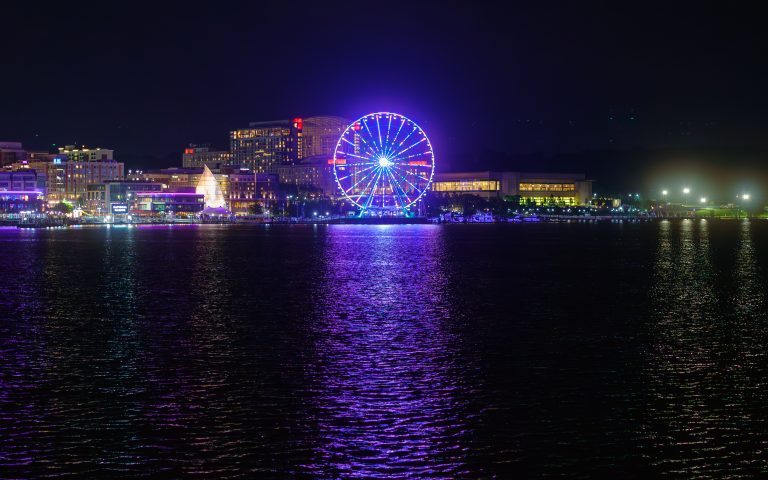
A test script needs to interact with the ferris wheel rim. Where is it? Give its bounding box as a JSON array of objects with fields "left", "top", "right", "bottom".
[{"left": 332, "top": 112, "right": 435, "bottom": 211}]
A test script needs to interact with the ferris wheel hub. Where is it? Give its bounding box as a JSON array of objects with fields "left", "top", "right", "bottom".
[{"left": 333, "top": 112, "right": 435, "bottom": 214}]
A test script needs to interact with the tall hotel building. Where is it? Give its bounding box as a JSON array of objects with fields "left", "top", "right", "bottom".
[
  {"left": 230, "top": 119, "right": 302, "bottom": 173},
  {"left": 300, "top": 116, "right": 348, "bottom": 158},
  {"left": 182, "top": 144, "right": 232, "bottom": 169}
]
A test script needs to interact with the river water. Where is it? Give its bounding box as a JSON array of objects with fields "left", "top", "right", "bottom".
[{"left": 1, "top": 221, "right": 768, "bottom": 478}]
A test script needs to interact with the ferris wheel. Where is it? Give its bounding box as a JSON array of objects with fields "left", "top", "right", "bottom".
[{"left": 332, "top": 112, "right": 435, "bottom": 214}]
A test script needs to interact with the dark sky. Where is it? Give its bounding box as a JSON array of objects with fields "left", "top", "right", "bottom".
[{"left": 3, "top": 2, "right": 767, "bottom": 184}]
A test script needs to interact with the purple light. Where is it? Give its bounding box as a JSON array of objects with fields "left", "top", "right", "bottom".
[
  {"left": 332, "top": 112, "right": 435, "bottom": 213},
  {"left": 135, "top": 192, "right": 203, "bottom": 197}
]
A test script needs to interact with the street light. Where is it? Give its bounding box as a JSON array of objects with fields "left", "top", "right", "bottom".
[
  {"left": 662, "top": 190, "right": 668, "bottom": 196},
  {"left": 739, "top": 193, "right": 751, "bottom": 219},
  {"left": 700, "top": 197, "right": 707, "bottom": 204},
  {"left": 681, "top": 187, "right": 690, "bottom": 210}
]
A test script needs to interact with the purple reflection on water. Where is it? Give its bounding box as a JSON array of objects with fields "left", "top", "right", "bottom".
[{"left": 304, "top": 225, "right": 474, "bottom": 478}]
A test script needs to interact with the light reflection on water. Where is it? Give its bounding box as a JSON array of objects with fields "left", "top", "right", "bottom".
[
  {"left": 305, "top": 225, "right": 474, "bottom": 478},
  {"left": 2, "top": 223, "right": 768, "bottom": 477},
  {"left": 645, "top": 219, "right": 768, "bottom": 477}
]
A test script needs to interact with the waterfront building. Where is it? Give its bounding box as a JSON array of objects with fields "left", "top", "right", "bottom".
[
  {"left": 85, "top": 180, "right": 165, "bottom": 213},
  {"left": 228, "top": 170, "right": 278, "bottom": 215},
  {"left": 182, "top": 144, "right": 232, "bottom": 169},
  {"left": 63, "top": 159, "right": 124, "bottom": 203},
  {"left": 0, "top": 170, "right": 45, "bottom": 212},
  {"left": 57, "top": 145, "right": 113, "bottom": 162},
  {"left": 230, "top": 118, "right": 302, "bottom": 173},
  {"left": 301, "top": 116, "right": 349, "bottom": 159},
  {"left": 431, "top": 171, "right": 517, "bottom": 200},
  {"left": 0, "top": 170, "right": 41, "bottom": 192},
  {"left": 0, "top": 191, "right": 44, "bottom": 213},
  {"left": 0, "top": 141, "right": 26, "bottom": 167},
  {"left": 272, "top": 155, "right": 336, "bottom": 193},
  {"left": 134, "top": 192, "right": 204, "bottom": 215},
  {"left": 129, "top": 167, "right": 230, "bottom": 201},
  {"left": 196, "top": 165, "right": 227, "bottom": 208},
  {"left": 23, "top": 158, "right": 66, "bottom": 203},
  {"left": 17, "top": 149, "right": 123, "bottom": 203},
  {"left": 431, "top": 171, "right": 593, "bottom": 205}
]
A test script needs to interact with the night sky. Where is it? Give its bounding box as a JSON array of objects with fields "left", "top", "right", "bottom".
[{"left": 3, "top": 2, "right": 766, "bottom": 192}]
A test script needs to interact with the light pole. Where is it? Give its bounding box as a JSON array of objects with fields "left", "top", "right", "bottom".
[
  {"left": 681, "top": 187, "right": 690, "bottom": 217},
  {"left": 741, "top": 193, "right": 750, "bottom": 219}
]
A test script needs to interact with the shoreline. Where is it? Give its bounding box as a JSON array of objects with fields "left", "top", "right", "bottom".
[{"left": 2, "top": 215, "right": 761, "bottom": 230}]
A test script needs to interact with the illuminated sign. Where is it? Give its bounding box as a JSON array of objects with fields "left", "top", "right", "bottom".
[
  {"left": 293, "top": 117, "right": 303, "bottom": 130},
  {"left": 111, "top": 203, "right": 129, "bottom": 214}
]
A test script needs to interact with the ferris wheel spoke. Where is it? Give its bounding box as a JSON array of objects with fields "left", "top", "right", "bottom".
[
  {"left": 384, "top": 115, "right": 393, "bottom": 152},
  {"left": 396, "top": 128, "right": 426, "bottom": 153},
  {"left": 390, "top": 165, "right": 428, "bottom": 192},
  {"left": 362, "top": 168, "right": 384, "bottom": 209},
  {"left": 359, "top": 167, "right": 382, "bottom": 202},
  {"left": 389, "top": 150, "right": 433, "bottom": 164},
  {"left": 345, "top": 166, "right": 379, "bottom": 195},
  {"left": 383, "top": 170, "right": 401, "bottom": 209},
  {"left": 337, "top": 164, "right": 376, "bottom": 181},
  {"left": 376, "top": 116, "right": 383, "bottom": 154},
  {"left": 392, "top": 126, "right": 417, "bottom": 153},
  {"left": 341, "top": 137, "right": 358, "bottom": 149},
  {"left": 386, "top": 168, "right": 413, "bottom": 207},
  {"left": 361, "top": 120, "right": 383, "bottom": 156},
  {"left": 391, "top": 136, "right": 427, "bottom": 159},
  {"left": 337, "top": 161, "right": 377, "bottom": 167},
  {"left": 352, "top": 130, "right": 377, "bottom": 156},
  {"left": 338, "top": 150, "right": 377, "bottom": 163},
  {"left": 387, "top": 116, "right": 407, "bottom": 156}
]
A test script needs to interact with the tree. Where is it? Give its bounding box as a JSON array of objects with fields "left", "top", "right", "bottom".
[
  {"left": 249, "top": 203, "right": 264, "bottom": 215},
  {"left": 54, "top": 202, "right": 73, "bottom": 214}
]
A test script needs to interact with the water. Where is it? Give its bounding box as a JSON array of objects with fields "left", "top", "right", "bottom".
[{"left": 2, "top": 221, "right": 768, "bottom": 478}]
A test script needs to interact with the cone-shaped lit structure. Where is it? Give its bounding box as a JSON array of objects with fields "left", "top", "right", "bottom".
[{"left": 196, "top": 165, "right": 226, "bottom": 208}]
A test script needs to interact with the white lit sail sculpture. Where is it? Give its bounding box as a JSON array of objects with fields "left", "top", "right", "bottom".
[{"left": 196, "top": 165, "right": 226, "bottom": 208}]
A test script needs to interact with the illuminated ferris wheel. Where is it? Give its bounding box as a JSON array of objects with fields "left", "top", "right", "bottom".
[{"left": 332, "top": 112, "right": 435, "bottom": 214}]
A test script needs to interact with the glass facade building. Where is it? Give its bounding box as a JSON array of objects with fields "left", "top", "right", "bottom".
[
  {"left": 228, "top": 171, "right": 278, "bottom": 215},
  {"left": 182, "top": 144, "right": 232, "bottom": 169},
  {"left": 230, "top": 119, "right": 302, "bottom": 174},
  {"left": 134, "top": 192, "right": 204, "bottom": 214},
  {"left": 431, "top": 171, "right": 592, "bottom": 205},
  {"left": 301, "top": 116, "right": 349, "bottom": 159}
]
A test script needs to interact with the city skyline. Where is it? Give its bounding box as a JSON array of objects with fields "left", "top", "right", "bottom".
[
  {"left": 3, "top": 3, "right": 767, "bottom": 178},
  {"left": 4, "top": 4, "right": 768, "bottom": 477}
]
